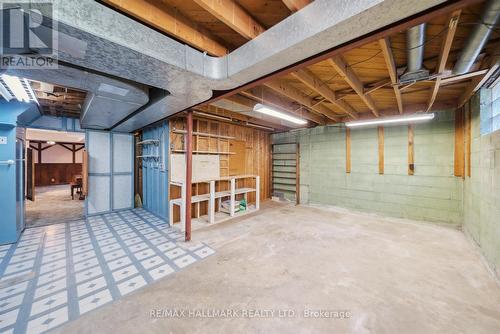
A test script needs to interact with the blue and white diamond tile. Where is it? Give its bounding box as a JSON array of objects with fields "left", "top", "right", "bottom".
[{"left": 0, "top": 208, "right": 214, "bottom": 334}]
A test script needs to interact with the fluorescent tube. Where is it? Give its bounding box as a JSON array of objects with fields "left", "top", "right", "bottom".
[
  {"left": 345, "top": 113, "right": 435, "bottom": 127},
  {"left": 253, "top": 103, "right": 307, "bottom": 125}
]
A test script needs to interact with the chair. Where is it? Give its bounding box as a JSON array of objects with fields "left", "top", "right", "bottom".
[{"left": 70, "top": 175, "right": 83, "bottom": 200}]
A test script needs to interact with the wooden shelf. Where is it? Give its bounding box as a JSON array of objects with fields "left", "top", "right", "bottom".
[
  {"left": 273, "top": 187, "right": 296, "bottom": 193},
  {"left": 171, "top": 149, "right": 235, "bottom": 155},
  {"left": 172, "top": 129, "right": 235, "bottom": 140}
]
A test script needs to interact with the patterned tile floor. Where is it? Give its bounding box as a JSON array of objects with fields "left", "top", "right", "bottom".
[{"left": 0, "top": 209, "right": 215, "bottom": 334}]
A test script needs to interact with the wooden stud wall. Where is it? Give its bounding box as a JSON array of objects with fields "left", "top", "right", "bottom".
[
  {"left": 169, "top": 116, "right": 271, "bottom": 222},
  {"left": 345, "top": 128, "right": 351, "bottom": 173},
  {"left": 378, "top": 126, "right": 384, "bottom": 174},
  {"left": 408, "top": 125, "right": 415, "bottom": 175},
  {"left": 454, "top": 107, "right": 465, "bottom": 177}
]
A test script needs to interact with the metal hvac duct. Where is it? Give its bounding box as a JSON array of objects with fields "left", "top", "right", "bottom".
[
  {"left": 453, "top": 0, "right": 500, "bottom": 75},
  {"left": 400, "top": 24, "right": 430, "bottom": 84}
]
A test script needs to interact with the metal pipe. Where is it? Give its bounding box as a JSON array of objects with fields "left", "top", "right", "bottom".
[
  {"left": 185, "top": 110, "right": 193, "bottom": 242},
  {"left": 453, "top": 0, "right": 500, "bottom": 75},
  {"left": 407, "top": 24, "right": 426, "bottom": 73}
]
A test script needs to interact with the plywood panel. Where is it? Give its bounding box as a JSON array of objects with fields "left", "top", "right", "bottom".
[{"left": 229, "top": 140, "right": 246, "bottom": 175}]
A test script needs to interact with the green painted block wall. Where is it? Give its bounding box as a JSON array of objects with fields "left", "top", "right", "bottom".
[
  {"left": 463, "top": 93, "right": 500, "bottom": 279},
  {"left": 273, "top": 111, "right": 463, "bottom": 225}
]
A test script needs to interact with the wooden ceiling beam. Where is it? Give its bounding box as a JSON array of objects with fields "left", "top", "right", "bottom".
[
  {"left": 291, "top": 69, "right": 358, "bottom": 119},
  {"left": 329, "top": 55, "right": 379, "bottom": 117},
  {"left": 192, "top": 0, "right": 265, "bottom": 40},
  {"left": 240, "top": 87, "right": 327, "bottom": 124},
  {"left": 427, "top": 10, "right": 461, "bottom": 112},
  {"left": 263, "top": 80, "right": 342, "bottom": 123},
  {"left": 195, "top": 105, "right": 289, "bottom": 131},
  {"left": 379, "top": 37, "right": 403, "bottom": 114},
  {"left": 281, "top": 0, "right": 312, "bottom": 12},
  {"left": 102, "top": 0, "right": 228, "bottom": 56}
]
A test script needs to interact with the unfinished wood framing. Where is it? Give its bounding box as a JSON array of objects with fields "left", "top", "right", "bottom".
[
  {"left": 466, "top": 103, "right": 472, "bottom": 177},
  {"left": 282, "top": 0, "right": 311, "bottom": 12},
  {"left": 346, "top": 128, "right": 351, "bottom": 173},
  {"left": 454, "top": 107, "right": 465, "bottom": 177},
  {"left": 427, "top": 10, "right": 461, "bottom": 112},
  {"left": 291, "top": 69, "right": 358, "bottom": 119},
  {"left": 378, "top": 126, "right": 384, "bottom": 175},
  {"left": 329, "top": 56, "right": 380, "bottom": 117},
  {"left": 169, "top": 116, "right": 271, "bottom": 223},
  {"left": 408, "top": 125, "right": 414, "bottom": 175},
  {"left": 101, "top": 0, "right": 228, "bottom": 56},
  {"left": 193, "top": 0, "right": 265, "bottom": 40},
  {"left": 378, "top": 37, "right": 403, "bottom": 114}
]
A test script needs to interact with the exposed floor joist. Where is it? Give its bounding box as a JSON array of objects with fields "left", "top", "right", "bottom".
[
  {"left": 193, "top": 0, "right": 265, "bottom": 40},
  {"left": 264, "top": 80, "right": 341, "bottom": 122},
  {"left": 427, "top": 10, "right": 461, "bottom": 112},
  {"left": 291, "top": 69, "right": 359, "bottom": 119},
  {"left": 101, "top": 0, "right": 228, "bottom": 56},
  {"left": 379, "top": 37, "right": 403, "bottom": 114},
  {"left": 281, "top": 0, "right": 312, "bottom": 12},
  {"left": 329, "top": 56, "right": 380, "bottom": 117}
]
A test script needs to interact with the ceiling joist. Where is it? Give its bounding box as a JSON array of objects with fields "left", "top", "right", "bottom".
[
  {"left": 329, "top": 55, "right": 380, "bottom": 117},
  {"left": 427, "top": 10, "right": 461, "bottom": 112},
  {"left": 102, "top": 0, "right": 228, "bottom": 56},
  {"left": 263, "top": 80, "right": 342, "bottom": 123},
  {"left": 193, "top": 0, "right": 265, "bottom": 40},
  {"left": 281, "top": 0, "right": 312, "bottom": 12},
  {"left": 291, "top": 69, "right": 358, "bottom": 119},
  {"left": 379, "top": 37, "right": 403, "bottom": 114}
]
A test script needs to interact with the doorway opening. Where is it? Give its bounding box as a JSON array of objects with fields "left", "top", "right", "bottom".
[{"left": 25, "top": 128, "right": 86, "bottom": 227}]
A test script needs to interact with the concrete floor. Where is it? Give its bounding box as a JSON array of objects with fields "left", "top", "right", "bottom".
[
  {"left": 26, "top": 185, "right": 84, "bottom": 228},
  {"left": 53, "top": 202, "right": 500, "bottom": 334}
]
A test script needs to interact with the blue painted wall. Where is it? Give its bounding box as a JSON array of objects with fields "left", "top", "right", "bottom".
[
  {"left": 0, "top": 100, "right": 34, "bottom": 244},
  {"left": 141, "top": 121, "right": 169, "bottom": 222}
]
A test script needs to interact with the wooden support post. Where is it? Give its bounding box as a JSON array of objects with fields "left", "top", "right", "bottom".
[
  {"left": 185, "top": 110, "right": 193, "bottom": 242},
  {"left": 466, "top": 103, "right": 472, "bottom": 177},
  {"left": 295, "top": 143, "right": 300, "bottom": 205},
  {"left": 408, "top": 125, "right": 414, "bottom": 175},
  {"left": 454, "top": 108, "right": 465, "bottom": 177},
  {"left": 345, "top": 128, "right": 351, "bottom": 173},
  {"left": 38, "top": 142, "right": 42, "bottom": 163},
  {"left": 378, "top": 126, "right": 384, "bottom": 175},
  {"left": 72, "top": 144, "right": 76, "bottom": 164}
]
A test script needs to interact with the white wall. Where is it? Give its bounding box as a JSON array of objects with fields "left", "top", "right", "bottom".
[{"left": 32, "top": 143, "right": 83, "bottom": 163}]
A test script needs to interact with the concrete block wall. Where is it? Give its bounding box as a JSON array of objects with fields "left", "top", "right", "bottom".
[
  {"left": 273, "top": 110, "right": 463, "bottom": 225},
  {"left": 463, "top": 93, "right": 500, "bottom": 279}
]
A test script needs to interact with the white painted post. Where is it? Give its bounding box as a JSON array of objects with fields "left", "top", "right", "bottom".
[
  {"left": 209, "top": 180, "right": 215, "bottom": 224},
  {"left": 230, "top": 178, "right": 235, "bottom": 217},
  {"left": 255, "top": 176, "right": 260, "bottom": 210}
]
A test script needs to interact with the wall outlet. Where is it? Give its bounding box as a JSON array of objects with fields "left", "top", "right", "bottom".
[{"left": 0, "top": 136, "right": 7, "bottom": 145}]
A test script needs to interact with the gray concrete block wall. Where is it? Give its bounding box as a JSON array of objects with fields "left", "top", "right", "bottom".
[
  {"left": 463, "top": 93, "right": 500, "bottom": 279},
  {"left": 273, "top": 111, "right": 463, "bottom": 225}
]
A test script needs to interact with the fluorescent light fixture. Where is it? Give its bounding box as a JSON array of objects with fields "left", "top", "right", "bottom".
[
  {"left": 345, "top": 113, "right": 435, "bottom": 127},
  {"left": 0, "top": 74, "right": 38, "bottom": 104},
  {"left": 253, "top": 103, "right": 307, "bottom": 125},
  {"left": 46, "top": 141, "right": 56, "bottom": 145}
]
